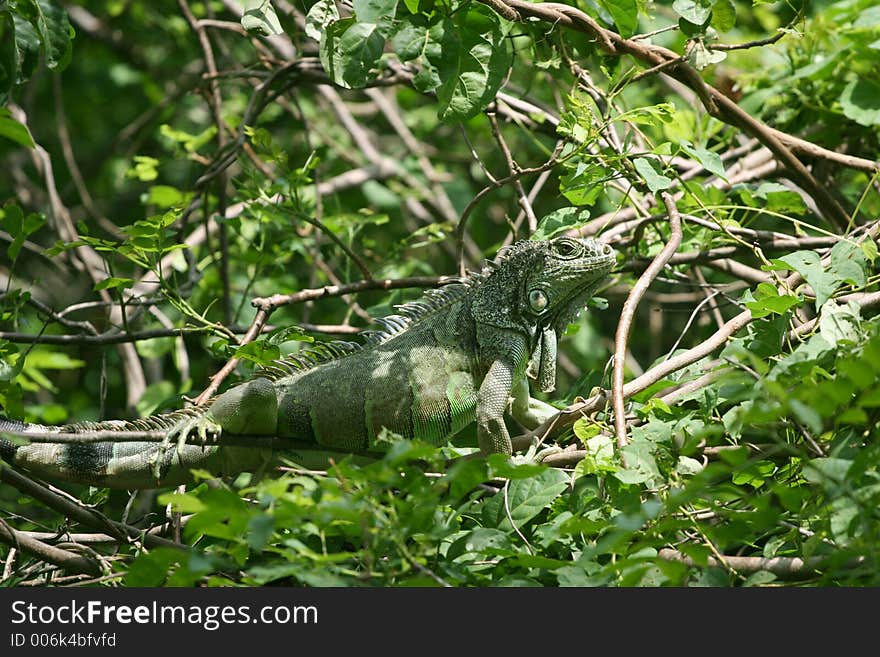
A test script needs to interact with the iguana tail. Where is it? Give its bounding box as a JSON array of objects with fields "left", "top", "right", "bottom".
[
  {"left": 0, "top": 416, "right": 273, "bottom": 489},
  {"left": 0, "top": 417, "right": 27, "bottom": 464}
]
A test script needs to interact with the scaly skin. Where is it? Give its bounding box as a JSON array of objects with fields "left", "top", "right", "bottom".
[{"left": 0, "top": 237, "right": 616, "bottom": 488}]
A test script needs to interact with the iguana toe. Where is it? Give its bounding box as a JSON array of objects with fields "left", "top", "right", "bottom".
[{"left": 151, "top": 414, "right": 221, "bottom": 480}]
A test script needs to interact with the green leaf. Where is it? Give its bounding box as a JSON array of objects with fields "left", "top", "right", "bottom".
[
  {"left": 828, "top": 240, "right": 867, "bottom": 287},
  {"left": 749, "top": 182, "right": 807, "bottom": 215},
  {"left": 319, "top": 18, "right": 385, "bottom": 89},
  {"left": 556, "top": 565, "right": 599, "bottom": 586},
  {"left": 532, "top": 207, "right": 591, "bottom": 240},
  {"left": 390, "top": 16, "right": 449, "bottom": 93},
  {"left": 840, "top": 79, "right": 880, "bottom": 127},
  {"left": 789, "top": 398, "right": 823, "bottom": 434},
  {"left": 143, "top": 185, "right": 189, "bottom": 208},
  {"left": 598, "top": 0, "right": 639, "bottom": 37},
  {"left": 818, "top": 301, "right": 861, "bottom": 345},
  {"left": 710, "top": 0, "right": 736, "bottom": 30},
  {"left": 672, "top": 0, "right": 713, "bottom": 25},
  {"left": 124, "top": 548, "right": 182, "bottom": 586},
  {"left": 1, "top": 204, "right": 44, "bottom": 262},
  {"left": 617, "top": 102, "right": 676, "bottom": 125},
  {"left": 264, "top": 325, "right": 312, "bottom": 345},
  {"left": 559, "top": 161, "right": 608, "bottom": 206},
  {"left": 93, "top": 276, "right": 134, "bottom": 292},
  {"left": 353, "top": 0, "right": 397, "bottom": 36},
  {"left": 487, "top": 454, "right": 546, "bottom": 480},
  {"left": 157, "top": 492, "right": 207, "bottom": 513},
  {"left": 861, "top": 239, "right": 878, "bottom": 263},
  {"left": 447, "top": 528, "right": 513, "bottom": 559},
  {"left": 241, "top": 0, "right": 283, "bottom": 36},
  {"left": 743, "top": 283, "right": 800, "bottom": 318},
  {"left": 127, "top": 155, "right": 160, "bottom": 181},
  {"left": 247, "top": 514, "right": 275, "bottom": 550},
  {"left": 633, "top": 157, "right": 674, "bottom": 192},
  {"left": 11, "top": 14, "right": 39, "bottom": 84},
  {"left": 676, "top": 455, "right": 703, "bottom": 475},
  {"left": 575, "top": 434, "right": 616, "bottom": 476},
  {"left": 615, "top": 440, "right": 662, "bottom": 485},
  {"left": 28, "top": 0, "right": 73, "bottom": 71},
  {"left": 790, "top": 53, "right": 839, "bottom": 82},
  {"left": 0, "top": 106, "right": 34, "bottom": 148},
  {"left": 436, "top": 6, "right": 512, "bottom": 122},
  {"left": 689, "top": 41, "right": 726, "bottom": 70},
  {"left": 731, "top": 460, "right": 774, "bottom": 488},
  {"left": 159, "top": 123, "right": 217, "bottom": 153},
  {"left": 680, "top": 140, "right": 727, "bottom": 180},
  {"left": 135, "top": 380, "right": 176, "bottom": 417},
  {"left": 234, "top": 340, "right": 281, "bottom": 365},
  {"left": 0, "top": 341, "right": 24, "bottom": 383},
  {"left": 245, "top": 563, "right": 307, "bottom": 585},
  {"left": 854, "top": 5, "right": 880, "bottom": 28},
  {"left": 483, "top": 469, "right": 569, "bottom": 531},
  {"left": 0, "top": 12, "right": 15, "bottom": 103},
  {"left": 573, "top": 417, "right": 601, "bottom": 443},
  {"left": 767, "top": 250, "right": 836, "bottom": 309},
  {"left": 802, "top": 457, "right": 852, "bottom": 485},
  {"left": 743, "top": 571, "right": 777, "bottom": 587}
]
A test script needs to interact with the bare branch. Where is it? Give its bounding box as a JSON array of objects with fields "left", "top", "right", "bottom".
[{"left": 613, "top": 193, "right": 683, "bottom": 449}]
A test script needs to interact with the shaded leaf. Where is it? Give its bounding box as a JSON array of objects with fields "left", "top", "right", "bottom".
[
  {"left": 436, "top": 6, "right": 511, "bottom": 122},
  {"left": 241, "top": 0, "right": 283, "bottom": 36},
  {"left": 598, "top": 0, "right": 639, "bottom": 37},
  {"left": 482, "top": 469, "right": 569, "bottom": 531},
  {"left": 353, "top": 0, "right": 397, "bottom": 36},
  {"left": 840, "top": 79, "right": 880, "bottom": 127},
  {"left": 305, "top": 0, "right": 339, "bottom": 42},
  {"left": 320, "top": 19, "right": 385, "bottom": 89}
]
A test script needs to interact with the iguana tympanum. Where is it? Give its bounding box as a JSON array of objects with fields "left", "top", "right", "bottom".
[{"left": 0, "top": 237, "right": 615, "bottom": 489}]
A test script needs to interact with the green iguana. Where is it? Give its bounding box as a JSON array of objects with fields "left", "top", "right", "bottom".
[{"left": 0, "top": 237, "right": 615, "bottom": 489}]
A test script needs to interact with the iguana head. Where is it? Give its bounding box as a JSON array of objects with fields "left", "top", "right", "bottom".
[
  {"left": 523, "top": 236, "right": 617, "bottom": 334},
  {"left": 472, "top": 236, "right": 616, "bottom": 333},
  {"left": 471, "top": 236, "right": 615, "bottom": 391}
]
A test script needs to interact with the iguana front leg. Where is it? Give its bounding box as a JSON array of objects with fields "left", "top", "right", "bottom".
[
  {"left": 476, "top": 359, "right": 517, "bottom": 456},
  {"left": 154, "top": 378, "right": 279, "bottom": 479}
]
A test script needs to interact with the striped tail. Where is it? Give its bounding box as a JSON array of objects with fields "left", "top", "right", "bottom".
[
  {"left": 0, "top": 416, "right": 29, "bottom": 463},
  {"left": 0, "top": 415, "right": 275, "bottom": 489}
]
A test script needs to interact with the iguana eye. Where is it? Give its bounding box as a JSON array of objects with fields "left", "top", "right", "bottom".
[
  {"left": 529, "top": 289, "right": 548, "bottom": 313},
  {"left": 553, "top": 238, "right": 580, "bottom": 258}
]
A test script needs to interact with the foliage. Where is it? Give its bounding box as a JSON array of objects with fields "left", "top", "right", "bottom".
[{"left": 1, "top": 0, "right": 879, "bottom": 586}]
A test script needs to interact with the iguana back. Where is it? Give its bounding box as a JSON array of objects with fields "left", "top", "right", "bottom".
[{"left": 274, "top": 282, "right": 480, "bottom": 449}]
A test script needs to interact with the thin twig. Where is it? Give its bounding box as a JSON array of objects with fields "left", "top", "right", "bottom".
[
  {"left": 0, "top": 520, "right": 103, "bottom": 577},
  {"left": 0, "top": 465, "right": 184, "bottom": 551}
]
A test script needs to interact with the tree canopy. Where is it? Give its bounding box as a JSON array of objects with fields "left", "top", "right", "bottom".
[{"left": 1, "top": 0, "right": 879, "bottom": 586}]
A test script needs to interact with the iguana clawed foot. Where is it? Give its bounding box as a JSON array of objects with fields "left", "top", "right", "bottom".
[{"left": 151, "top": 414, "right": 222, "bottom": 480}]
